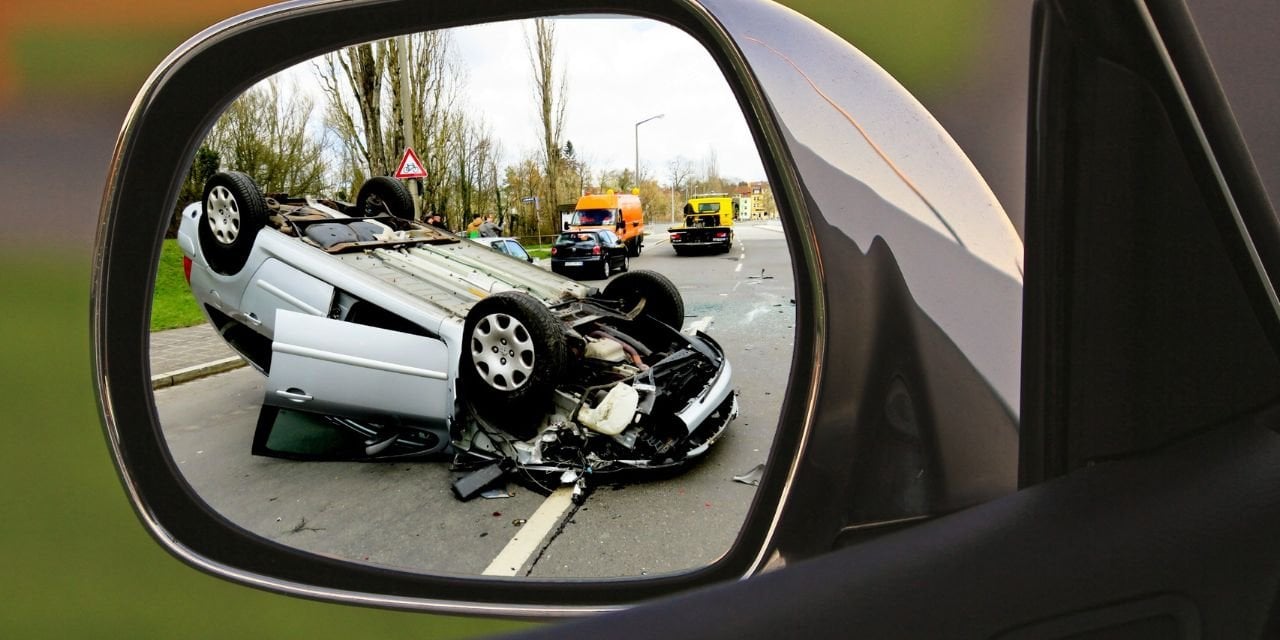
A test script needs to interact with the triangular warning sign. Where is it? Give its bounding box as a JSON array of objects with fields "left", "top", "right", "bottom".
[{"left": 394, "top": 147, "right": 429, "bottom": 179}]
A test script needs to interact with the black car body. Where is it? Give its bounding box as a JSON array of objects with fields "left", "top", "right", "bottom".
[{"left": 550, "top": 229, "right": 630, "bottom": 280}]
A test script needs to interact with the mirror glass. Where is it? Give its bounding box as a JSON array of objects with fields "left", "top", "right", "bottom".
[{"left": 151, "top": 15, "right": 793, "bottom": 579}]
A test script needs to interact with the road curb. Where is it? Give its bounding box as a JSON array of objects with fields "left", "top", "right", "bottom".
[{"left": 151, "top": 356, "right": 247, "bottom": 389}]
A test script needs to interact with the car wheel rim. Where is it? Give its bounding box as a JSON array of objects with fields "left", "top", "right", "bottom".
[
  {"left": 206, "top": 185, "right": 241, "bottom": 245},
  {"left": 470, "top": 312, "right": 535, "bottom": 391}
]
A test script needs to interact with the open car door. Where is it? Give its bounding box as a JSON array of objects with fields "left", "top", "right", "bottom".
[{"left": 254, "top": 309, "right": 454, "bottom": 461}]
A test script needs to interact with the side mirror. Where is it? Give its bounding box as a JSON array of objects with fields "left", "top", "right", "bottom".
[{"left": 94, "top": 0, "right": 1021, "bottom": 617}]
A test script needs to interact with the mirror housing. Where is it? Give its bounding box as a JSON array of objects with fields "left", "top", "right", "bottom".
[{"left": 94, "top": 0, "right": 1021, "bottom": 615}]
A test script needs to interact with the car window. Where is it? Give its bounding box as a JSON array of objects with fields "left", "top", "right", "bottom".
[
  {"left": 505, "top": 241, "right": 531, "bottom": 261},
  {"left": 570, "top": 209, "right": 614, "bottom": 226}
]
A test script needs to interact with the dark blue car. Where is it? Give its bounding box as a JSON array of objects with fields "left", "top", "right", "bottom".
[{"left": 550, "top": 229, "right": 630, "bottom": 280}]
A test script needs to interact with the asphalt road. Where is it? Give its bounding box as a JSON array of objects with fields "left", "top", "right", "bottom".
[{"left": 156, "top": 221, "right": 795, "bottom": 579}]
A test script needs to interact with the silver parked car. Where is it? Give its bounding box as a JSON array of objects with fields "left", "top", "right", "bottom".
[
  {"left": 471, "top": 236, "right": 536, "bottom": 263},
  {"left": 179, "top": 171, "right": 736, "bottom": 499}
]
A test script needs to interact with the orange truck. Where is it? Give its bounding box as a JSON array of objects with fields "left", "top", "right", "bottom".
[{"left": 563, "top": 190, "right": 646, "bottom": 256}]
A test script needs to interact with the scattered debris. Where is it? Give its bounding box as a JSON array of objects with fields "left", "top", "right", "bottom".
[
  {"left": 733, "top": 463, "right": 765, "bottom": 486},
  {"left": 480, "top": 486, "right": 513, "bottom": 499},
  {"left": 512, "top": 518, "right": 528, "bottom": 527},
  {"left": 452, "top": 460, "right": 509, "bottom": 501}
]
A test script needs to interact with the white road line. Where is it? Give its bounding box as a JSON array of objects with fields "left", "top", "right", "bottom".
[
  {"left": 735, "top": 263, "right": 743, "bottom": 273},
  {"left": 684, "top": 316, "right": 714, "bottom": 335},
  {"left": 482, "top": 487, "right": 576, "bottom": 576}
]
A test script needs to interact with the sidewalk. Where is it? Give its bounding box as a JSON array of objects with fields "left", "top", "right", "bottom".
[{"left": 149, "top": 323, "right": 245, "bottom": 389}]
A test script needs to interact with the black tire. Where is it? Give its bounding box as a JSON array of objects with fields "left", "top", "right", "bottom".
[
  {"left": 199, "top": 171, "right": 268, "bottom": 276},
  {"left": 627, "top": 237, "right": 642, "bottom": 257},
  {"left": 461, "top": 291, "right": 567, "bottom": 438},
  {"left": 600, "top": 258, "right": 612, "bottom": 280},
  {"left": 673, "top": 246, "right": 687, "bottom": 257},
  {"left": 602, "top": 270, "right": 685, "bottom": 330},
  {"left": 355, "top": 176, "right": 414, "bottom": 219},
  {"left": 621, "top": 254, "right": 630, "bottom": 272}
]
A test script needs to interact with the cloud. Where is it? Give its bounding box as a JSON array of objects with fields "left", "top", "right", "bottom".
[{"left": 452, "top": 16, "right": 765, "bottom": 181}]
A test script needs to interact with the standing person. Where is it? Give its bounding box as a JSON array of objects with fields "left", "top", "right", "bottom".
[
  {"left": 427, "top": 213, "right": 450, "bottom": 231},
  {"left": 466, "top": 215, "right": 483, "bottom": 237},
  {"left": 478, "top": 215, "right": 501, "bottom": 238}
]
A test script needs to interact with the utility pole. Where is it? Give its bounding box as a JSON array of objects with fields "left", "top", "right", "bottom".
[
  {"left": 397, "top": 35, "right": 421, "bottom": 219},
  {"left": 634, "top": 113, "right": 664, "bottom": 187}
]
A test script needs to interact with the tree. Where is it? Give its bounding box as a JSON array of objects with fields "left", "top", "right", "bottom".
[
  {"left": 562, "top": 140, "right": 595, "bottom": 201},
  {"left": 665, "top": 155, "right": 695, "bottom": 221},
  {"left": 685, "top": 148, "right": 733, "bottom": 195},
  {"left": 316, "top": 42, "right": 390, "bottom": 180},
  {"left": 206, "top": 78, "right": 328, "bottom": 196},
  {"left": 454, "top": 119, "right": 502, "bottom": 223},
  {"left": 504, "top": 153, "right": 548, "bottom": 238},
  {"left": 527, "top": 18, "right": 569, "bottom": 234},
  {"left": 316, "top": 32, "right": 464, "bottom": 218},
  {"left": 597, "top": 168, "right": 636, "bottom": 194}
]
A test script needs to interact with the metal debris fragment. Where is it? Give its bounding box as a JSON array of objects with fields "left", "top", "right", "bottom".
[
  {"left": 480, "top": 486, "right": 513, "bottom": 499},
  {"left": 733, "top": 463, "right": 765, "bottom": 486}
]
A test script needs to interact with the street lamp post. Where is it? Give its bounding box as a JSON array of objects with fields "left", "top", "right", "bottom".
[{"left": 634, "top": 113, "right": 664, "bottom": 187}]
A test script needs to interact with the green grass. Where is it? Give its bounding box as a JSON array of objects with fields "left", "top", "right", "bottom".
[
  {"left": 0, "top": 254, "right": 529, "bottom": 638},
  {"left": 150, "top": 239, "right": 206, "bottom": 332},
  {"left": 526, "top": 245, "right": 552, "bottom": 260}
]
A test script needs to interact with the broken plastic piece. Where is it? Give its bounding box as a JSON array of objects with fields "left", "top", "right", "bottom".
[
  {"left": 571, "top": 476, "right": 589, "bottom": 505},
  {"left": 480, "top": 486, "right": 513, "bottom": 499},
  {"left": 452, "top": 461, "right": 507, "bottom": 501},
  {"left": 578, "top": 384, "right": 641, "bottom": 436},
  {"left": 733, "top": 463, "right": 764, "bottom": 486},
  {"left": 585, "top": 337, "right": 628, "bottom": 362}
]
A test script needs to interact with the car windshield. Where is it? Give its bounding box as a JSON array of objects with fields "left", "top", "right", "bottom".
[
  {"left": 697, "top": 202, "right": 721, "bottom": 213},
  {"left": 571, "top": 209, "right": 615, "bottom": 226}
]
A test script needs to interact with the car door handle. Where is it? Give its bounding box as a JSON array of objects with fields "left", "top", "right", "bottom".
[
  {"left": 275, "top": 388, "right": 313, "bottom": 403},
  {"left": 233, "top": 311, "right": 263, "bottom": 327}
]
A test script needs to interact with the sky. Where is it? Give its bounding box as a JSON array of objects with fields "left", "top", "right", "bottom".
[{"left": 273, "top": 15, "right": 767, "bottom": 185}]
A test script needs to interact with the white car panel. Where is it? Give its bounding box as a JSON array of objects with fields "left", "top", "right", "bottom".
[{"left": 265, "top": 310, "right": 453, "bottom": 427}]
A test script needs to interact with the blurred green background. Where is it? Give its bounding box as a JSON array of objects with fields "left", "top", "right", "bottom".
[{"left": 0, "top": 1, "right": 1021, "bottom": 638}]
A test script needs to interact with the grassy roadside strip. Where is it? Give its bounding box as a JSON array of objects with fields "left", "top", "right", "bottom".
[{"left": 151, "top": 239, "right": 205, "bottom": 332}]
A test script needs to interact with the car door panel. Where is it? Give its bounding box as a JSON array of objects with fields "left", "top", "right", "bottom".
[
  {"left": 265, "top": 309, "right": 451, "bottom": 428},
  {"left": 240, "top": 258, "right": 336, "bottom": 337}
]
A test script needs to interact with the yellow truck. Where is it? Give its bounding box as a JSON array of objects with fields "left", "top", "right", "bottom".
[
  {"left": 668, "top": 194, "right": 736, "bottom": 255},
  {"left": 564, "top": 190, "right": 646, "bottom": 256}
]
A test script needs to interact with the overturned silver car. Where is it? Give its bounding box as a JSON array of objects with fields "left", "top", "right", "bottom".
[{"left": 177, "top": 172, "right": 736, "bottom": 500}]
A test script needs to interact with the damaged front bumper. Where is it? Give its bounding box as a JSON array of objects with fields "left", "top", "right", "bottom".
[{"left": 453, "top": 331, "right": 738, "bottom": 498}]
